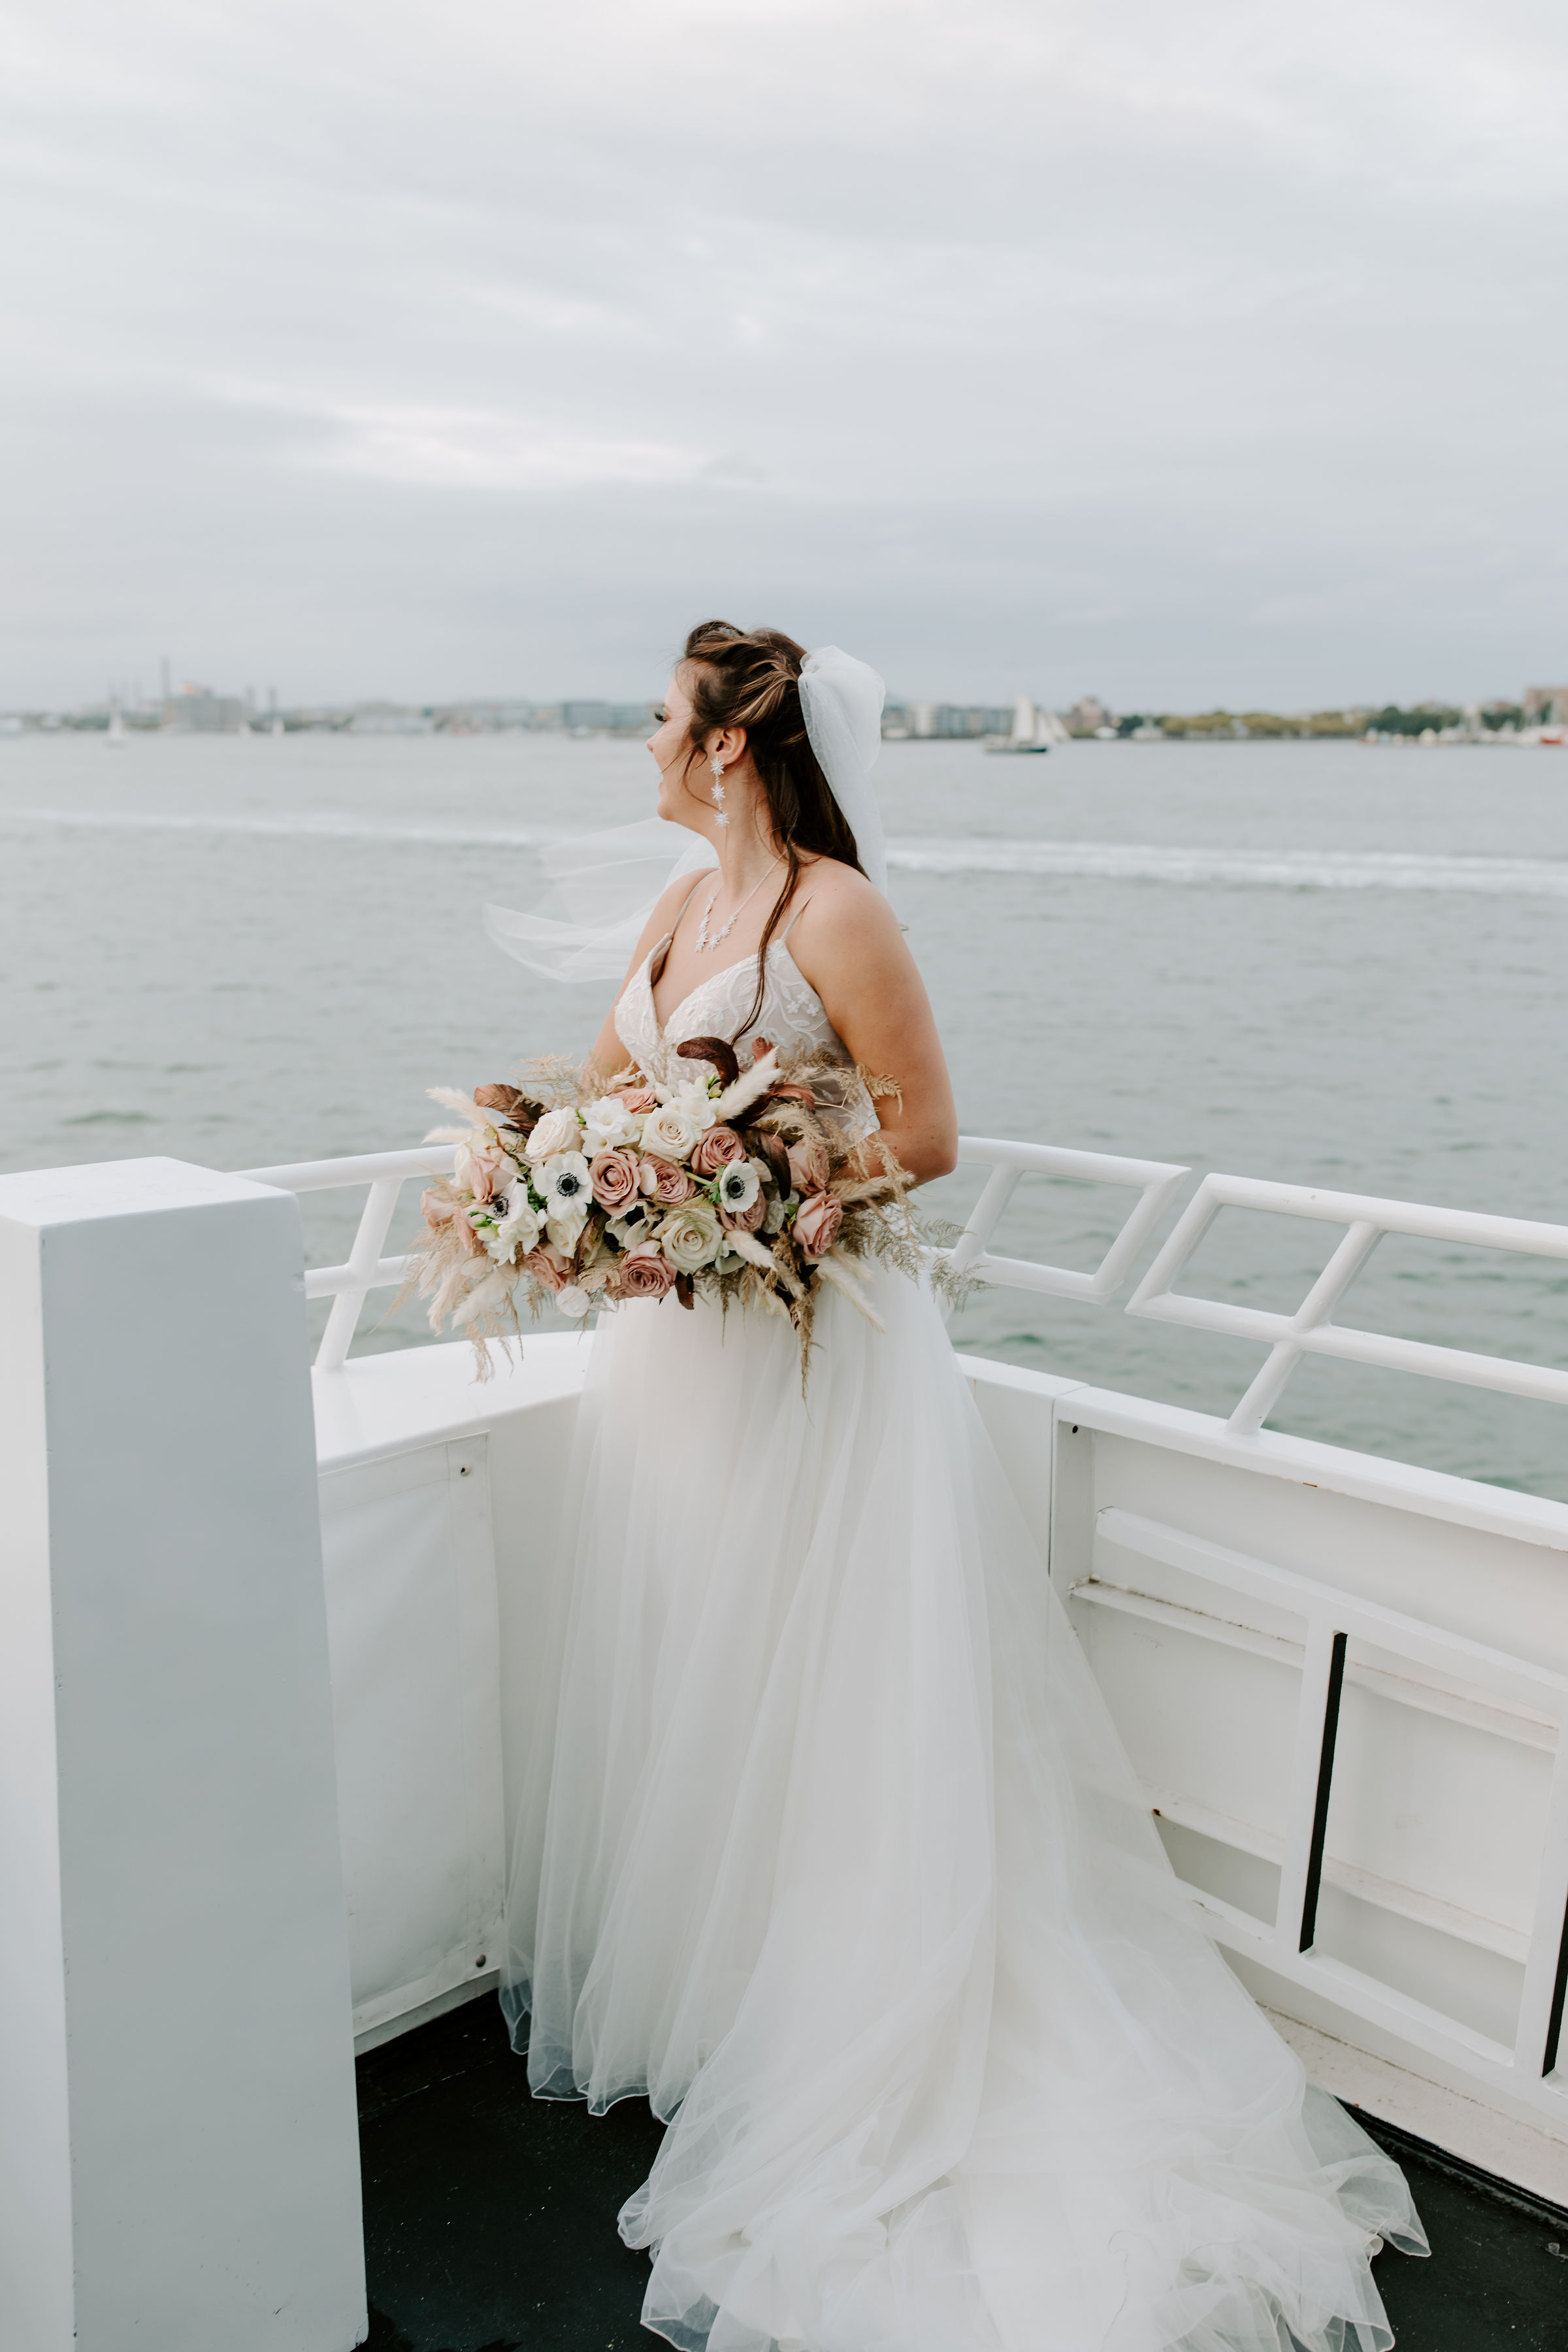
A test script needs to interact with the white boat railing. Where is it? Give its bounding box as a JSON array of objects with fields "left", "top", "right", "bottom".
[
  {"left": 238, "top": 1146, "right": 455, "bottom": 1372},
  {"left": 1124, "top": 1173, "right": 1568, "bottom": 1435},
  {"left": 943, "top": 1135, "right": 1191, "bottom": 1303},
  {"left": 241, "top": 1140, "right": 1568, "bottom": 1421}
]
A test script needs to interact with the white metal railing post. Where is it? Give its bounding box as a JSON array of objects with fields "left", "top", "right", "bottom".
[
  {"left": 1128, "top": 1175, "right": 1568, "bottom": 1429},
  {"left": 238, "top": 1147, "right": 457, "bottom": 1372},
  {"left": 940, "top": 1160, "right": 1023, "bottom": 1321},
  {"left": 1226, "top": 1219, "right": 1382, "bottom": 1435},
  {"left": 314, "top": 1177, "right": 403, "bottom": 1373},
  {"left": 939, "top": 1139, "right": 1190, "bottom": 1311}
]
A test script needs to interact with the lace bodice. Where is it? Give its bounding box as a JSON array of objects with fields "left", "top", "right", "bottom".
[{"left": 615, "top": 936, "right": 878, "bottom": 1145}]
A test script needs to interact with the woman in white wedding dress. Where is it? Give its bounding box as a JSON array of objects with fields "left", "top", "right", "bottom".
[{"left": 498, "top": 623, "right": 1426, "bottom": 2352}]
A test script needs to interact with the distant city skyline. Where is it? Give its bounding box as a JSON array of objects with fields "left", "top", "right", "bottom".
[
  {"left": 4, "top": 3, "right": 1565, "bottom": 712},
  {"left": 13, "top": 676, "right": 1563, "bottom": 743}
]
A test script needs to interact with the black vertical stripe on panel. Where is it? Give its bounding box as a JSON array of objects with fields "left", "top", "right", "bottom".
[
  {"left": 1299, "top": 1630, "right": 1348, "bottom": 1955},
  {"left": 1543, "top": 1886, "right": 1568, "bottom": 2080}
]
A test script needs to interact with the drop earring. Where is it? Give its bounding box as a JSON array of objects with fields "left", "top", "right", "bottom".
[{"left": 710, "top": 756, "right": 730, "bottom": 826}]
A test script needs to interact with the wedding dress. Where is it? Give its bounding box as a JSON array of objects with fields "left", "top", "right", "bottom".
[{"left": 500, "top": 921, "right": 1426, "bottom": 2352}]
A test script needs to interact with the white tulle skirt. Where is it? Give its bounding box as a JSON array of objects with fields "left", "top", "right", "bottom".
[{"left": 500, "top": 1266, "right": 1426, "bottom": 2352}]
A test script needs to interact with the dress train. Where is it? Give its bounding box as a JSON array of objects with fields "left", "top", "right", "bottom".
[{"left": 501, "top": 1263, "right": 1424, "bottom": 2352}]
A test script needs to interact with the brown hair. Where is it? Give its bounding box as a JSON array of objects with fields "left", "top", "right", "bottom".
[{"left": 678, "top": 619, "right": 865, "bottom": 1039}]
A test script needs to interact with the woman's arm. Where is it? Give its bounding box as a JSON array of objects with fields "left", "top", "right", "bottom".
[{"left": 787, "top": 868, "right": 958, "bottom": 1186}]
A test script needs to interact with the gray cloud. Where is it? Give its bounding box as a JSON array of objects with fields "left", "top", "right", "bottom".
[{"left": 3, "top": 0, "right": 1565, "bottom": 707}]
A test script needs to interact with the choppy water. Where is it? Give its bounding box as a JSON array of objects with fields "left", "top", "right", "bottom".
[{"left": 3, "top": 731, "right": 1566, "bottom": 1499}]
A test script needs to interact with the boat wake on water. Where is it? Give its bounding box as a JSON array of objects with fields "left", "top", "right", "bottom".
[{"left": 6, "top": 806, "right": 1568, "bottom": 896}]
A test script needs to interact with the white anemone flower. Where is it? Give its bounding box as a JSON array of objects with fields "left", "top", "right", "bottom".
[
  {"left": 715, "top": 1158, "right": 762, "bottom": 1215},
  {"left": 488, "top": 1196, "right": 541, "bottom": 1262},
  {"left": 538, "top": 1151, "right": 592, "bottom": 1217}
]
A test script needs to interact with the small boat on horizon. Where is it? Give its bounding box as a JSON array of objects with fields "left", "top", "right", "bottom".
[{"left": 984, "top": 695, "right": 1068, "bottom": 754}]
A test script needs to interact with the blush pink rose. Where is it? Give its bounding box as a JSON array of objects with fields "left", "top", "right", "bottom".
[
  {"left": 421, "top": 1188, "right": 457, "bottom": 1228},
  {"left": 459, "top": 1139, "right": 512, "bottom": 1201},
  {"left": 615, "top": 1085, "right": 660, "bottom": 1114},
  {"left": 617, "top": 1250, "right": 676, "bottom": 1299},
  {"left": 690, "top": 1124, "right": 745, "bottom": 1177},
  {"left": 786, "top": 1138, "right": 830, "bottom": 1195},
  {"left": 640, "top": 1154, "right": 698, "bottom": 1205},
  {"left": 719, "top": 1192, "right": 767, "bottom": 1233},
  {"left": 589, "top": 1147, "right": 640, "bottom": 1211},
  {"left": 522, "top": 1243, "right": 571, "bottom": 1294},
  {"left": 794, "top": 1192, "right": 843, "bottom": 1260}
]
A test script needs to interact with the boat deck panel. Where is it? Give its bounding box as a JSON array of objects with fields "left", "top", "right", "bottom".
[{"left": 356, "top": 2000, "right": 1568, "bottom": 2352}]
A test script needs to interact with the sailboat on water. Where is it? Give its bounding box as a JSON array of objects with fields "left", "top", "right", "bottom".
[{"left": 984, "top": 694, "right": 1068, "bottom": 754}]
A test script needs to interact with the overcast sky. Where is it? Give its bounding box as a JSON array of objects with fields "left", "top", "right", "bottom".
[{"left": 4, "top": 0, "right": 1565, "bottom": 710}]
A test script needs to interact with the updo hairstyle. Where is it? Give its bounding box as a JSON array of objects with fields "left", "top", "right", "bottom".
[{"left": 678, "top": 620, "right": 865, "bottom": 1039}]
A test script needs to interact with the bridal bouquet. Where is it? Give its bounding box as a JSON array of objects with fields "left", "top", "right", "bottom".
[{"left": 411, "top": 1036, "right": 943, "bottom": 1371}]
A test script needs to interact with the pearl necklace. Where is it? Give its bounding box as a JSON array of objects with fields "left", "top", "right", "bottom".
[{"left": 694, "top": 860, "right": 781, "bottom": 954}]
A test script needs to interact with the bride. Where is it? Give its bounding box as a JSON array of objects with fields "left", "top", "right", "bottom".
[{"left": 497, "top": 622, "right": 1426, "bottom": 2352}]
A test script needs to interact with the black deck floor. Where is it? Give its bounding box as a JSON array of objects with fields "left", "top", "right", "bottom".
[{"left": 357, "top": 1998, "right": 1568, "bottom": 2352}]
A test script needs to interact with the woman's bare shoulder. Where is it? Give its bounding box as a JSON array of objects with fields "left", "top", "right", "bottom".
[{"left": 787, "top": 857, "right": 905, "bottom": 963}]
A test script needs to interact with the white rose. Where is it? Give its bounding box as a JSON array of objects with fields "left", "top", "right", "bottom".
[
  {"left": 525, "top": 1104, "right": 584, "bottom": 1162},
  {"left": 581, "top": 1095, "right": 643, "bottom": 1154},
  {"left": 642, "top": 1103, "right": 701, "bottom": 1161},
  {"left": 555, "top": 1284, "right": 590, "bottom": 1319},
  {"left": 657, "top": 1203, "right": 725, "bottom": 1273}
]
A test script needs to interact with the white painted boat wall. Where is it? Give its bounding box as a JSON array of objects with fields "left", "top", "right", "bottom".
[
  {"left": 285, "top": 1138, "right": 1568, "bottom": 2183},
  {"left": 5, "top": 1140, "right": 1568, "bottom": 2344}
]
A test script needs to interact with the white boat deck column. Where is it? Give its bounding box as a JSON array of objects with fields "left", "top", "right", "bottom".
[{"left": 0, "top": 1158, "right": 366, "bottom": 2352}]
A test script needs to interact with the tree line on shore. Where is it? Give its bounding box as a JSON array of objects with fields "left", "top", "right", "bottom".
[{"left": 1100, "top": 702, "right": 1525, "bottom": 740}]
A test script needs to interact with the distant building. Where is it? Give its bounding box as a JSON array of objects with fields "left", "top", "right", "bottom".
[
  {"left": 562, "top": 700, "right": 657, "bottom": 734},
  {"left": 348, "top": 708, "right": 435, "bottom": 735},
  {"left": 906, "top": 704, "right": 1013, "bottom": 740},
  {"left": 165, "top": 685, "right": 246, "bottom": 732},
  {"left": 1066, "top": 696, "right": 1111, "bottom": 735},
  {"left": 1524, "top": 686, "right": 1568, "bottom": 725}
]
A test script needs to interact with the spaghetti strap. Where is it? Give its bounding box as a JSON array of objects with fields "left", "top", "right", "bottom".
[{"left": 779, "top": 894, "right": 814, "bottom": 944}]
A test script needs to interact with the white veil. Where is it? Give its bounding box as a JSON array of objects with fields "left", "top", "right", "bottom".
[{"left": 484, "top": 644, "right": 886, "bottom": 983}]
